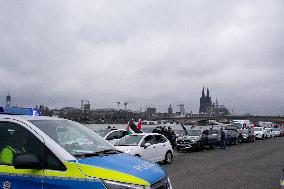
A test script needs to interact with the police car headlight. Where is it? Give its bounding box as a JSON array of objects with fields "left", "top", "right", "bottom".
[{"left": 103, "top": 180, "right": 150, "bottom": 189}]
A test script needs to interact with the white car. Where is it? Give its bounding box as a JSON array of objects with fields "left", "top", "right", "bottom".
[
  {"left": 96, "top": 129, "right": 128, "bottom": 145},
  {"left": 114, "top": 133, "right": 173, "bottom": 164},
  {"left": 265, "top": 128, "right": 274, "bottom": 138},
  {"left": 254, "top": 127, "right": 268, "bottom": 139},
  {"left": 272, "top": 128, "right": 281, "bottom": 137}
]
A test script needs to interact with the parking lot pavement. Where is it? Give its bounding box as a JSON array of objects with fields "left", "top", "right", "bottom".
[{"left": 162, "top": 137, "right": 284, "bottom": 189}]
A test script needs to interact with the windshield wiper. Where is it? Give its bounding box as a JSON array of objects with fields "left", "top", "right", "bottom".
[
  {"left": 74, "top": 152, "right": 101, "bottom": 158},
  {"left": 97, "top": 149, "right": 122, "bottom": 155}
]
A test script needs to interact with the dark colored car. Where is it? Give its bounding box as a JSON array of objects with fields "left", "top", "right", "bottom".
[
  {"left": 239, "top": 129, "right": 255, "bottom": 142},
  {"left": 176, "top": 129, "right": 220, "bottom": 151},
  {"left": 224, "top": 130, "right": 239, "bottom": 145},
  {"left": 225, "top": 125, "right": 244, "bottom": 143}
]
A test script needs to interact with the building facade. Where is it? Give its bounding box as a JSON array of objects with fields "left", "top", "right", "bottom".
[{"left": 199, "top": 87, "right": 229, "bottom": 116}]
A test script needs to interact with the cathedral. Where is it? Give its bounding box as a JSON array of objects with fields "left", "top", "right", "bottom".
[
  {"left": 199, "top": 87, "right": 212, "bottom": 114},
  {"left": 199, "top": 87, "right": 230, "bottom": 115}
]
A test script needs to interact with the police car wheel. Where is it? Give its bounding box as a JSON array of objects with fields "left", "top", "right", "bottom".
[{"left": 164, "top": 151, "right": 173, "bottom": 164}]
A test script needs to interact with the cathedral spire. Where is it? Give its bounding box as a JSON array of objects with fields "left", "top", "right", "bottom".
[
  {"left": 206, "top": 88, "right": 209, "bottom": 97},
  {"left": 216, "top": 98, "right": 218, "bottom": 107},
  {"left": 202, "top": 86, "right": 205, "bottom": 97}
]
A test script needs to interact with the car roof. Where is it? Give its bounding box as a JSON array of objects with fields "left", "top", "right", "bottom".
[
  {"left": 0, "top": 114, "right": 63, "bottom": 121},
  {"left": 130, "top": 133, "right": 162, "bottom": 137}
]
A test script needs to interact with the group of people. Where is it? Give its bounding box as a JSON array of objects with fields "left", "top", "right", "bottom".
[{"left": 153, "top": 126, "right": 176, "bottom": 147}]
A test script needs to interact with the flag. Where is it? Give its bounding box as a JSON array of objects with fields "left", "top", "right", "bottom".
[
  {"left": 127, "top": 119, "right": 143, "bottom": 134},
  {"left": 137, "top": 118, "right": 142, "bottom": 130},
  {"left": 180, "top": 121, "right": 188, "bottom": 136}
]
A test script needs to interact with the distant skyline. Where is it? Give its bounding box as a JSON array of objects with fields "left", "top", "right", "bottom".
[{"left": 0, "top": 1, "right": 283, "bottom": 115}]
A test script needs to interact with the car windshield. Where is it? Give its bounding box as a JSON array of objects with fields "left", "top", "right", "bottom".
[
  {"left": 240, "top": 130, "right": 248, "bottom": 134},
  {"left": 188, "top": 130, "right": 202, "bottom": 136},
  {"left": 96, "top": 130, "right": 111, "bottom": 137},
  {"left": 114, "top": 135, "right": 143, "bottom": 146},
  {"left": 233, "top": 123, "right": 243, "bottom": 129},
  {"left": 254, "top": 128, "right": 262, "bottom": 131},
  {"left": 272, "top": 128, "right": 280, "bottom": 131},
  {"left": 31, "top": 120, "right": 114, "bottom": 157}
]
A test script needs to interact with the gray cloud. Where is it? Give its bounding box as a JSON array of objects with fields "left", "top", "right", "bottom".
[{"left": 0, "top": 0, "right": 283, "bottom": 115}]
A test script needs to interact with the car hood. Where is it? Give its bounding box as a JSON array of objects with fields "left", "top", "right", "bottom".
[
  {"left": 115, "top": 145, "right": 139, "bottom": 153},
  {"left": 74, "top": 153, "right": 166, "bottom": 186},
  {"left": 178, "top": 136, "right": 200, "bottom": 140}
]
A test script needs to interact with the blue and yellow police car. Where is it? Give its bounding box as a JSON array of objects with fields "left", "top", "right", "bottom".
[{"left": 0, "top": 108, "right": 172, "bottom": 189}]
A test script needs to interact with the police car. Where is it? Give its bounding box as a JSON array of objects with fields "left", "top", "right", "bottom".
[{"left": 0, "top": 109, "right": 172, "bottom": 189}]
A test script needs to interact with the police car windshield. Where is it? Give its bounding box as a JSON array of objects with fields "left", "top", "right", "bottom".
[{"left": 30, "top": 120, "right": 115, "bottom": 157}]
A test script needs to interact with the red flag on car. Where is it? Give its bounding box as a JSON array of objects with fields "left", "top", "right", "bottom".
[{"left": 127, "top": 119, "right": 143, "bottom": 134}]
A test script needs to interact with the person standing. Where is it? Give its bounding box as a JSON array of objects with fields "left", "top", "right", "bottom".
[{"left": 220, "top": 128, "right": 226, "bottom": 149}]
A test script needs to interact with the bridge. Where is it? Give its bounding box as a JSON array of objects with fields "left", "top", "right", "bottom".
[{"left": 164, "top": 115, "right": 284, "bottom": 123}]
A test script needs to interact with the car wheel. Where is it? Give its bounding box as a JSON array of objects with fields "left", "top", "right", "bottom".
[
  {"left": 238, "top": 138, "right": 242, "bottom": 144},
  {"left": 235, "top": 138, "right": 238, "bottom": 145},
  {"left": 197, "top": 141, "right": 202, "bottom": 150},
  {"left": 164, "top": 151, "right": 173, "bottom": 164}
]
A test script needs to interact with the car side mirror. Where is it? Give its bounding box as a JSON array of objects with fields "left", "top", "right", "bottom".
[
  {"left": 14, "top": 154, "right": 43, "bottom": 170},
  {"left": 144, "top": 143, "right": 151, "bottom": 149}
]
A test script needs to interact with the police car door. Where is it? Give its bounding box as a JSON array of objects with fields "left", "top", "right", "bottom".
[{"left": 0, "top": 119, "right": 45, "bottom": 189}]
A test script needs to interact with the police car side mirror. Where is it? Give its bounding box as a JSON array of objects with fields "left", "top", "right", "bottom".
[{"left": 14, "top": 154, "right": 43, "bottom": 170}]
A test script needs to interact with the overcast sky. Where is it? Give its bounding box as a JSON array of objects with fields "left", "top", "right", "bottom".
[{"left": 0, "top": 0, "right": 283, "bottom": 115}]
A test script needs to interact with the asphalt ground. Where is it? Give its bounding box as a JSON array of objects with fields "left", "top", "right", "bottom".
[{"left": 162, "top": 137, "right": 284, "bottom": 189}]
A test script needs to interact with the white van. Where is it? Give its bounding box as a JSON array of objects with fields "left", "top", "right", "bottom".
[{"left": 233, "top": 120, "right": 253, "bottom": 128}]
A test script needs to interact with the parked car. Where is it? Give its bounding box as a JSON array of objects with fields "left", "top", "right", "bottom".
[
  {"left": 176, "top": 129, "right": 220, "bottom": 151},
  {"left": 254, "top": 127, "right": 268, "bottom": 139},
  {"left": 280, "top": 127, "right": 284, "bottom": 136},
  {"left": 233, "top": 119, "right": 253, "bottom": 128},
  {"left": 265, "top": 128, "right": 274, "bottom": 138},
  {"left": 224, "top": 130, "right": 239, "bottom": 145},
  {"left": 239, "top": 129, "right": 255, "bottom": 142},
  {"left": 96, "top": 129, "right": 128, "bottom": 144},
  {"left": 114, "top": 133, "right": 173, "bottom": 164},
  {"left": 272, "top": 128, "right": 281, "bottom": 137},
  {"left": 225, "top": 125, "right": 243, "bottom": 143}
]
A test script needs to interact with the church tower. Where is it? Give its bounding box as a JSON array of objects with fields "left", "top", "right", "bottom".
[{"left": 199, "top": 87, "right": 213, "bottom": 114}]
